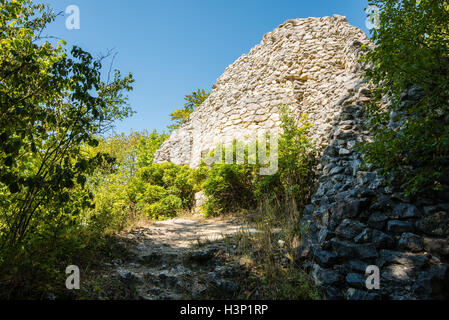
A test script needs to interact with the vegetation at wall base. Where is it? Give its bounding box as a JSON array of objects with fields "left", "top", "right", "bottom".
[
  {"left": 202, "top": 104, "right": 318, "bottom": 218},
  {"left": 361, "top": 0, "right": 449, "bottom": 197},
  {"left": 198, "top": 106, "right": 319, "bottom": 299},
  {"left": 235, "top": 199, "right": 320, "bottom": 300}
]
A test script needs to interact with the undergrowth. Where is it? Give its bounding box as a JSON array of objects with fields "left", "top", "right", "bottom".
[{"left": 235, "top": 195, "right": 319, "bottom": 300}]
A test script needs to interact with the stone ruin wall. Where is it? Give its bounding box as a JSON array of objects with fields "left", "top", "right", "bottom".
[
  {"left": 154, "top": 16, "right": 449, "bottom": 300},
  {"left": 154, "top": 15, "right": 369, "bottom": 166},
  {"left": 298, "top": 84, "right": 449, "bottom": 300}
]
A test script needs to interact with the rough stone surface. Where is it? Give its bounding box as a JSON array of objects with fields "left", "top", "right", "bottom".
[
  {"left": 387, "top": 220, "right": 415, "bottom": 235},
  {"left": 346, "top": 273, "right": 366, "bottom": 289},
  {"left": 154, "top": 15, "right": 368, "bottom": 166},
  {"left": 335, "top": 219, "right": 366, "bottom": 240},
  {"left": 110, "top": 218, "right": 257, "bottom": 300},
  {"left": 398, "top": 233, "right": 424, "bottom": 253},
  {"left": 298, "top": 80, "right": 449, "bottom": 299}
]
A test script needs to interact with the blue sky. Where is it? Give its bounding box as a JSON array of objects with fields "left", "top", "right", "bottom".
[{"left": 40, "top": 0, "right": 371, "bottom": 134}]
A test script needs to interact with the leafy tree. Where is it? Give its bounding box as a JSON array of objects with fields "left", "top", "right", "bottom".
[
  {"left": 85, "top": 130, "right": 169, "bottom": 232},
  {"left": 168, "top": 88, "right": 209, "bottom": 131},
  {"left": 0, "top": 0, "right": 134, "bottom": 248},
  {"left": 89, "top": 130, "right": 167, "bottom": 181},
  {"left": 136, "top": 130, "right": 168, "bottom": 167},
  {"left": 91, "top": 133, "right": 142, "bottom": 178},
  {"left": 361, "top": 0, "right": 449, "bottom": 195}
]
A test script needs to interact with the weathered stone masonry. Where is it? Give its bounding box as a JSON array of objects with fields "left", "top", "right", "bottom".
[
  {"left": 155, "top": 15, "right": 449, "bottom": 299},
  {"left": 298, "top": 86, "right": 449, "bottom": 300},
  {"left": 154, "top": 15, "right": 369, "bottom": 165}
]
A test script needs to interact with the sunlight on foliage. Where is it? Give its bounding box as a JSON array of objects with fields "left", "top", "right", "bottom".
[{"left": 361, "top": 0, "right": 449, "bottom": 196}]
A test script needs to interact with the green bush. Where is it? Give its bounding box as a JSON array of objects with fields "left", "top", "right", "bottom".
[
  {"left": 255, "top": 106, "right": 317, "bottom": 211},
  {"left": 202, "top": 105, "right": 317, "bottom": 217},
  {"left": 87, "top": 132, "right": 167, "bottom": 233},
  {"left": 202, "top": 164, "right": 256, "bottom": 216},
  {"left": 136, "top": 130, "right": 169, "bottom": 168},
  {"left": 137, "top": 185, "right": 168, "bottom": 210},
  {"left": 90, "top": 182, "right": 130, "bottom": 233},
  {"left": 161, "top": 165, "right": 197, "bottom": 209},
  {"left": 134, "top": 163, "right": 198, "bottom": 211},
  {"left": 361, "top": 0, "right": 449, "bottom": 195},
  {"left": 136, "top": 163, "right": 166, "bottom": 186},
  {"left": 88, "top": 134, "right": 197, "bottom": 226},
  {"left": 149, "top": 195, "right": 183, "bottom": 219}
]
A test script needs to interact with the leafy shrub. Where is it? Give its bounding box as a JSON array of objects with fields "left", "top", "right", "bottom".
[
  {"left": 255, "top": 105, "right": 317, "bottom": 211},
  {"left": 87, "top": 132, "right": 181, "bottom": 230},
  {"left": 231, "top": 107, "right": 318, "bottom": 299},
  {"left": 134, "top": 163, "right": 198, "bottom": 211},
  {"left": 361, "top": 0, "right": 449, "bottom": 195},
  {"left": 149, "top": 195, "right": 183, "bottom": 219},
  {"left": 136, "top": 130, "right": 169, "bottom": 168},
  {"left": 136, "top": 164, "right": 166, "bottom": 186},
  {"left": 137, "top": 185, "right": 168, "bottom": 210},
  {"left": 161, "top": 165, "right": 198, "bottom": 208},
  {"left": 236, "top": 200, "right": 319, "bottom": 300},
  {"left": 202, "top": 164, "right": 256, "bottom": 216},
  {"left": 90, "top": 182, "right": 130, "bottom": 233},
  {"left": 202, "top": 105, "right": 317, "bottom": 217}
]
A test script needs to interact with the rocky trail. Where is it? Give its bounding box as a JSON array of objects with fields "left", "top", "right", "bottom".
[{"left": 88, "top": 216, "right": 258, "bottom": 300}]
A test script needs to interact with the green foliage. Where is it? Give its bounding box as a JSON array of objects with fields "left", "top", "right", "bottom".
[
  {"left": 361, "top": 0, "right": 449, "bottom": 195},
  {"left": 0, "top": 0, "right": 133, "bottom": 249},
  {"left": 168, "top": 89, "right": 210, "bottom": 131},
  {"left": 202, "top": 105, "right": 317, "bottom": 217},
  {"left": 255, "top": 105, "right": 317, "bottom": 210},
  {"left": 0, "top": 0, "right": 136, "bottom": 298},
  {"left": 139, "top": 185, "right": 168, "bottom": 205},
  {"left": 236, "top": 187, "right": 319, "bottom": 300},
  {"left": 149, "top": 195, "right": 183, "bottom": 219},
  {"left": 136, "top": 130, "right": 169, "bottom": 168},
  {"left": 134, "top": 162, "right": 201, "bottom": 212},
  {"left": 86, "top": 130, "right": 203, "bottom": 227},
  {"left": 202, "top": 164, "right": 256, "bottom": 216},
  {"left": 87, "top": 132, "right": 188, "bottom": 231},
  {"left": 229, "top": 106, "right": 318, "bottom": 300},
  {"left": 84, "top": 132, "right": 142, "bottom": 233}
]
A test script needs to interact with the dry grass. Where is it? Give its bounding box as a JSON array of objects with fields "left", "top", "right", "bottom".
[{"left": 235, "top": 194, "right": 320, "bottom": 300}]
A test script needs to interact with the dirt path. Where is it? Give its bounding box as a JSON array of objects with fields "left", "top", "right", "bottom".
[{"left": 98, "top": 216, "right": 257, "bottom": 300}]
